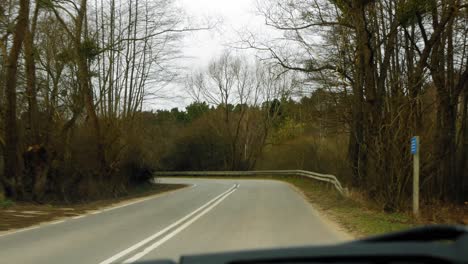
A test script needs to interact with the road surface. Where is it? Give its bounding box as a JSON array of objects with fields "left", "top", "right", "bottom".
[{"left": 0, "top": 178, "right": 348, "bottom": 263}]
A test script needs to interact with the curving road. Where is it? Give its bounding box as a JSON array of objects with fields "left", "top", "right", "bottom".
[{"left": 0, "top": 178, "right": 348, "bottom": 264}]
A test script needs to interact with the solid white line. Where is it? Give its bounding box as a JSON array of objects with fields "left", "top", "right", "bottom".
[
  {"left": 102, "top": 185, "right": 191, "bottom": 213},
  {"left": 98, "top": 185, "right": 236, "bottom": 264},
  {"left": 0, "top": 226, "right": 40, "bottom": 237},
  {"left": 101, "top": 197, "right": 153, "bottom": 212},
  {"left": 0, "top": 185, "right": 192, "bottom": 239},
  {"left": 123, "top": 188, "right": 236, "bottom": 263},
  {"left": 49, "top": 220, "right": 65, "bottom": 225}
]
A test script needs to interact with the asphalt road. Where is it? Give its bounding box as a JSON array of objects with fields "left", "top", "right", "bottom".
[{"left": 0, "top": 178, "right": 348, "bottom": 264}]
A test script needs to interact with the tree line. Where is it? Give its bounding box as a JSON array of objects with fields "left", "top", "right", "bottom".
[
  {"left": 245, "top": 0, "right": 467, "bottom": 208},
  {"left": 0, "top": 0, "right": 193, "bottom": 201},
  {"left": 1, "top": 0, "right": 466, "bottom": 212}
]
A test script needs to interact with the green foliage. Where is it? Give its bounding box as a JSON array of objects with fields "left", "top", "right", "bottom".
[
  {"left": 330, "top": 0, "right": 350, "bottom": 12},
  {"left": 217, "top": 103, "right": 235, "bottom": 112},
  {"left": 185, "top": 102, "right": 210, "bottom": 121},
  {"left": 397, "top": 0, "right": 436, "bottom": 26},
  {"left": 79, "top": 38, "right": 100, "bottom": 61},
  {"left": 153, "top": 102, "right": 274, "bottom": 171},
  {"left": 270, "top": 117, "right": 304, "bottom": 143},
  {"left": 153, "top": 106, "right": 204, "bottom": 125},
  {"left": 233, "top": 103, "right": 248, "bottom": 113},
  {"left": 262, "top": 99, "right": 282, "bottom": 119},
  {"left": 170, "top": 108, "right": 189, "bottom": 123},
  {"left": 158, "top": 112, "right": 228, "bottom": 171},
  {"left": 37, "top": 0, "right": 55, "bottom": 9},
  {"left": 0, "top": 199, "right": 14, "bottom": 208}
]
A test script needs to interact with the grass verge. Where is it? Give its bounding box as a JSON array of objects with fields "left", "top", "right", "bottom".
[
  {"left": 0, "top": 183, "right": 188, "bottom": 232},
  {"left": 280, "top": 175, "right": 415, "bottom": 237},
  {"left": 0, "top": 199, "right": 15, "bottom": 209},
  {"left": 280, "top": 176, "right": 467, "bottom": 237}
]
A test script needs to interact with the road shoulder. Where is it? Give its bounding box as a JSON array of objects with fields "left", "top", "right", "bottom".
[
  {"left": 284, "top": 181, "right": 354, "bottom": 241},
  {"left": 0, "top": 183, "right": 189, "bottom": 236}
]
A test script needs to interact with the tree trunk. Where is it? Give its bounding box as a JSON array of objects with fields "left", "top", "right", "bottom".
[
  {"left": 24, "top": 3, "right": 40, "bottom": 143},
  {"left": 74, "top": 0, "right": 107, "bottom": 174},
  {"left": 2, "top": 0, "right": 30, "bottom": 198},
  {"left": 347, "top": 1, "right": 379, "bottom": 187},
  {"left": 429, "top": 2, "right": 465, "bottom": 202},
  {"left": 24, "top": 3, "right": 48, "bottom": 200},
  {"left": 457, "top": 89, "right": 468, "bottom": 202},
  {"left": 434, "top": 93, "right": 457, "bottom": 200}
]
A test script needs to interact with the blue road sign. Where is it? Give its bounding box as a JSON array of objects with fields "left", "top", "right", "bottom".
[{"left": 411, "top": 137, "right": 417, "bottom": 154}]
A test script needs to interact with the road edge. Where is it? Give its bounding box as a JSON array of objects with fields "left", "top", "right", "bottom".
[
  {"left": 283, "top": 181, "right": 354, "bottom": 241},
  {"left": 0, "top": 183, "right": 192, "bottom": 237}
]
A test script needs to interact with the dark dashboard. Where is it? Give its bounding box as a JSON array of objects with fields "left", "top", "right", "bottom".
[{"left": 135, "top": 225, "right": 468, "bottom": 264}]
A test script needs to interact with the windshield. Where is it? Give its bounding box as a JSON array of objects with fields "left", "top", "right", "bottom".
[{"left": 0, "top": 0, "right": 466, "bottom": 263}]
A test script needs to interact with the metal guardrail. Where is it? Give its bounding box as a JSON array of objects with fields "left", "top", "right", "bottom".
[{"left": 154, "top": 170, "right": 346, "bottom": 195}]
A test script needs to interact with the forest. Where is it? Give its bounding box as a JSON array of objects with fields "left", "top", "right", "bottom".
[{"left": 0, "top": 0, "right": 467, "bottom": 213}]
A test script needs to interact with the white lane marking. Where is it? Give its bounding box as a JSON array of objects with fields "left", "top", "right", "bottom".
[
  {"left": 0, "top": 225, "right": 40, "bottom": 237},
  {"left": 91, "top": 211, "right": 102, "bottom": 215},
  {"left": 99, "top": 185, "right": 236, "bottom": 264},
  {"left": 49, "top": 220, "right": 65, "bottom": 225},
  {"left": 101, "top": 196, "right": 154, "bottom": 212},
  {"left": 0, "top": 184, "right": 193, "bottom": 238},
  {"left": 123, "top": 188, "right": 236, "bottom": 263},
  {"left": 101, "top": 185, "right": 194, "bottom": 213},
  {"left": 23, "top": 226, "right": 39, "bottom": 231}
]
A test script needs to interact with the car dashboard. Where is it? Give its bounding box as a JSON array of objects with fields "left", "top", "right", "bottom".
[{"left": 134, "top": 225, "right": 468, "bottom": 264}]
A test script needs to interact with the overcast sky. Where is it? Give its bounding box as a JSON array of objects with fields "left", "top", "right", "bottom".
[
  {"left": 178, "top": 0, "right": 263, "bottom": 67},
  {"left": 150, "top": 0, "right": 269, "bottom": 110}
]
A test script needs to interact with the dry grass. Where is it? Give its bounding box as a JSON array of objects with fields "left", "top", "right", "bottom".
[
  {"left": 420, "top": 201, "right": 468, "bottom": 225},
  {"left": 281, "top": 176, "right": 467, "bottom": 236},
  {"left": 279, "top": 176, "right": 415, "bottom": 237}
]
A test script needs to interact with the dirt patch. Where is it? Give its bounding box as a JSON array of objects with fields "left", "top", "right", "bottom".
[{"left": 0, "top": 183, "right": 187, "bottom": 233}]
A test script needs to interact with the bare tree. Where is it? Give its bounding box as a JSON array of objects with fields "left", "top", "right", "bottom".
[
  {"left": 187, "top": 52, "right": 295, "bottom": 169},
  {"left": 248, "top": 0, "right": 468, "bottom": 206},
  {"left": 3, "top": 0, "right": 29, "bottom": 198}
]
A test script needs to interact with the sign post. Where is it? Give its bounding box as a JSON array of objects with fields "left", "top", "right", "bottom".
[{"left": 411, "top": 136, "right": 420, "bottom": 218}]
